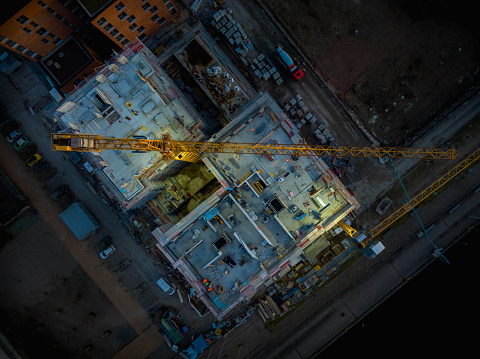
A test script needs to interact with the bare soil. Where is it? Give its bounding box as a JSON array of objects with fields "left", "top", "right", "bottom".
[
  {"left": 263, "top": 0, "right": 480, "bottom": 145},
  {"left": 0, "top": 213, "right": 136, "bottom": 358}
]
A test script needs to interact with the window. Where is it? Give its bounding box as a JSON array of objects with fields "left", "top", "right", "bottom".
[
  {"left": 115, "top": 2, "right": 125, "bottom": 11},
  {"left": 126, "top": 15, "right": 136, "bottom": 23},
  {"left": 30, "top": 21, "right": 40, "bottom": 28},
  {"left": 104, "top": 24, "right": 114, "bottom": 32},
  {"left": 41, "top": 38, "right": 50, "bottom": 44},
  {"left": 137, "top": 26, "right": 145, "bottom": 34},
  {"left": 159, "top": 17, "right": 166, "bottom": 25},
  {"left": 16, "top": 45, "right": 27, "bottom": 53},
  {"left": 169, "top": 8, "right": 177, "bottom": 15},
  {"left": 55, "top": 14, "right": 64, "bottom": 21},
  {"left": 6, "top": 40, "right": 18, "bottom": 48},
  {"left": 150, "top": 6, "right": 158, "bottom": 14},
  {"left": 37, "top": 1, "right": 47, "bottom": 8},
  {"left": 35, "top": 54, "right": 42, "bottom": 60},
  {"left": 26, "top": 50, "right": 36, "bottom": 57},
  {"left": 23, "top": 27, "right": 33, "bottom": 34},
  {"left": 16, "top": 15, "right": 29, "bottom": 25},
  {"left": 129, "top": 23, "right": 137, "bottom": 31},
  {"left": 63, "top": 19, "right": 72, "bottom": 27},
  {"left": 151, "top": 14, "right": 159, "bottom": 22},
  {"left": 118, "top": 11, "right": 127, "bottom": 20},
  {"left": 110, "top": 29, "right": 119, "bottom": 37},
  {"left": 48, "top": 33, "right": 57, "bottom": 39},
  {"left": 97, "top": 17, "right": 107, "bottom": 26},
  {"left": 0, "top": 35, "right": 7, "bottom": 42},
  {"left": 47, "top": 7, "right": 56, "bottom": 15},
  {"left": 121, "top": 39, "right": 130, "bottom": 46},
  {"left": 138, "top": 34, "right": 147, "bottom": 41},
  {"left": 142, "top": 2, "right": 150, "bottom": 11},
  {"left": 116, "top": 34, "right": 125, "bottom": 42},
  {"left": 36, "top": 27, "right": 47, "bottom": 36},
  {"left": 54, "top": 38, "right": 62, "bottom": 45}
]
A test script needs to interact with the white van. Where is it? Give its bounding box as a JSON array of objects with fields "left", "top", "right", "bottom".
[{"left": 156, "top": 276, "right": 176, "bottom": 295}]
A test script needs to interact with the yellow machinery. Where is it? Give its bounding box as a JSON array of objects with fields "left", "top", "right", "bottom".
[
  {"left": 51, "top": 133, "right": 458, "bottom": 161},
  {"left": 50, "top": 133, "right": 477, "bottom": 251},
  {"left": 336, "top": 220, "right": 357, "bottom": 237}
]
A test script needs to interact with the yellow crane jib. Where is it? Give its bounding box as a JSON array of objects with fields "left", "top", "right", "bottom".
[
  {"left": 51, "top": 133, "right": 458, "bottom": 161},
  {"left": 337, "top": 220, "right": 357, "bottom": 238}
]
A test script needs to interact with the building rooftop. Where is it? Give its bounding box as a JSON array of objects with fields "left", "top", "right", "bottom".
[
  {"left": 154, "top": 93, "right": 359, "bottom": 318},
  {"left": 56, "top": 42, "right": 204, "bottom": 205},
  {"left": 41, "top": 37, "right": 94, "bottom": 87}
]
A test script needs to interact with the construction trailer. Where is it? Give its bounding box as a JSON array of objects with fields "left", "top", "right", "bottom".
[{"left": 60, "top": 202, "right": 100, "bottom": 240}]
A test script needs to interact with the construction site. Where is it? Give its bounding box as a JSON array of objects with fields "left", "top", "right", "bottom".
[
  {"left": 50, "top": 14, "right": 467, "bottom": 327},
  {"left": 53, "top": 24, "right": 362, "bottom": 319},
  {"left": 3, "top": 1, "right": 479, "bottom": 358}
]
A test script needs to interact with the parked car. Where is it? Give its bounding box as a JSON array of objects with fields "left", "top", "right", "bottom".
[
  {"left": 32, "top": 159, "right": 49, "bottom": 173},
  {"left": 156, "top": 276, "right": 176, "bottom": 295},
  {"left": 51, "top": 185, "right": 68, "bottom": 200},
  {"left": 26, "top": 153, "right": 41, "bottom": 166},
  {"left": 99, "top": 245, "right": 116, "bottom": 259},
  {"left": 6, "top": 129, "right": 22, "bottom": 143},
  {"left": 14, "top": 136, "right": 29, "bottom": 150},
  {"left": 102, "top": 235, "right": 112, "bottom": 247}
]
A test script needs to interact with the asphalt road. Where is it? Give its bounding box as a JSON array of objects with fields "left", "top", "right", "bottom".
[{"left": 0, "top": 61, "right": 203, "bottom": 358}]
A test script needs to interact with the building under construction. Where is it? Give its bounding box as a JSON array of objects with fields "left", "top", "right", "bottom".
[
  {"left": 53, "top": 26, "right": 361, "bottom": 319},
  {"left": 54, "top": 40, "right": 209, "bottom": 210}
]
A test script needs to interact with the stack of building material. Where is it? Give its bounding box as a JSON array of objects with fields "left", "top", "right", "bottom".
[
  {"left": 211, "top": 8, "right": 254, "bottom": 57},
  {"left": 257, "top": 295, "right": 282, "bottom": 322},
  {"left": 250, "top": 53, "right": 283, "bottom": 83}
]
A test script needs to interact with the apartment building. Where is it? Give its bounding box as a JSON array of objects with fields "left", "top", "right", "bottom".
[
  {"left": 0, "top": 0, "right": 89, "bottom": 61},
  {"left": 91, "top": 0, "right": 178, "bottom": 47}
]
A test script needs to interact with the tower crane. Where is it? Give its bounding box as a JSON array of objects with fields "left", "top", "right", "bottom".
[
  {"left": 337, "top": 147, "right": 480, "bottom": 248},
  {"left": 51, "top": 133, "right": 458, "bottom": 162}
]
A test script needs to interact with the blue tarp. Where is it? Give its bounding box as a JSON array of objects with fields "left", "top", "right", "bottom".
[
  {"left": 192, "top": 334, "right": 210, "bottom": 353},
  {"left": 203, "top": 207, "right": 219, "bottom": 222}
]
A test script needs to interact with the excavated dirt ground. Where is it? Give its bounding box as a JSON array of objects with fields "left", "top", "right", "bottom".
[{"left": 263, "top": 0, "right": 480, "bottom": 145}]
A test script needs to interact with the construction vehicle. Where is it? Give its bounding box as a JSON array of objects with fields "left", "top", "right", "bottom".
[
  {"left": 51, "top": 133, "right": 458, "bottom": 162},
  {"left": 275, "top": 45, "right": 305, "bottom": 82}
]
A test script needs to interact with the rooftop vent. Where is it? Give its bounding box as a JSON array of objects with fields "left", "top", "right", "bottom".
[
  {"left": 118, "top": 55, "right": 128, "bottom": 65},
  {"left": 109, "top": 64, "right": 120, "bottom": 73}
]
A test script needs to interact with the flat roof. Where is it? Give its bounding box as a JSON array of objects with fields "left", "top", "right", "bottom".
[
  {"left": 60, "top": 202, "right": 100, "bottom": 240},
  {"left": 211, "top": 112, "right": 347, "bottom": 238},
  {"left": 168, "top": 194, "right": 279, "bottom": 308},
  {"left": 41, "top": 37, "right": 93, "bottom": 86},
  {"left": 59, "top": 53, "right": 197, "bottom": 200}
]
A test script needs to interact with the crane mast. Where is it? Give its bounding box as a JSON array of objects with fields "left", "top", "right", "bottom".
[{"left": 51, "top": 133, "right": 458, "bottom": 161}]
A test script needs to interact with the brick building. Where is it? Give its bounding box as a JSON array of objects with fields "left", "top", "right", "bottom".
[
  {"left": 0, "top": 0, "right": 89, "bottom": 61},
  {"left": 90, "top": 0, "right": 178, "bottom": 47}
]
